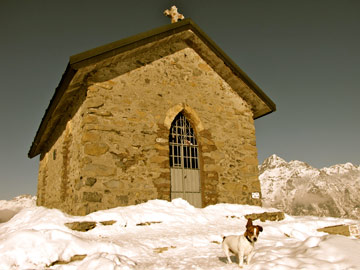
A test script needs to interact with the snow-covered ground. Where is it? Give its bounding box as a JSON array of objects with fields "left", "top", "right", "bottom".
[{"left": 1, "top": 197, "right": 360, "bottom": 270}]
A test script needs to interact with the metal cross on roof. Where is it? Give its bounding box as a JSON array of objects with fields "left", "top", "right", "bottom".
[{"left": 164, "top": 6, "right": 184, "bottom": 23}]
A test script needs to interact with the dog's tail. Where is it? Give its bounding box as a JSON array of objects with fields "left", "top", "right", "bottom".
[{"left": 221, "top": 235, "right": 226, "bottom": 242}]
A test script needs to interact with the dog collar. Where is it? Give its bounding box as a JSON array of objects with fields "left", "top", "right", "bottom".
[{"left": 246, "top": 236, "right": 253, "bottom": 244}]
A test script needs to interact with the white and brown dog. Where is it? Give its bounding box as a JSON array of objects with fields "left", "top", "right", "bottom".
[{"left": 222, "top": 218, "right": 263, "bottom": 267}]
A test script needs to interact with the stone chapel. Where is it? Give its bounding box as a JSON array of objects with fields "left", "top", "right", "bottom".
[{"left": 28, "top": 18, "right": 276, "bottom": 215}]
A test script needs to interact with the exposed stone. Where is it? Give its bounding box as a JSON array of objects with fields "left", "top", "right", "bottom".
[
  {"left": 99, "top": 81, "right": 115, "bottom": 90},
  {"left": 85, "top": 177, "right": 97, "bottom": 187},
  {"left": 90, "top": 110, "right": 113, "bottom": 117},
  {"left": 192, "top": 68, "right": 202, "bottom": 76},
  {"left": 202, "top": 144, "right": 217, "bottom": 152},
  {"left": 83, "top": 115, "right": 98, "bottom": 125},
  {"left": 154, "top": 246, "right": 176, "bottom": 254},
  {"left": 100, "top": 220, "right": 117, "bottom": 226},
  {"left": 48, "top": 254, "right": 87, "bottom": 267},
  {"left": 115, "top": 159, "right": 137, "bottom": 172},
  {"left": 117, "top": 195, "right": 129, "bottom": 204},
  {"left": 202, "top": 156, "right": 215, "bottom": 164},
  {"left": 103, "top": 179, "right": 121, "bottom": 189},
  {"left": 136, "top": 221, "right": 162, "bottom": 226},
  {"left": 198, "top": 62, "right": 212, "bottom": 72},
  {"left": 244, "top": 156, "right": 258, "bottom": 165},
  {"left": 84, "top": 143, "right": 109, "bottom": 156},
  {"left": 81, "top": 156, "right": 92, "bottom": 167},
  {"left": 317, "top": 224, "right": 360, "bottom": 237},
  {"left": 156, "top": 138, "right": 168, "bottom": 144},
  {"left": 65, "top": 221, "right": 97, "bottom": 231},
  {"left": 155, "top": 144, "right": 168, "bottom": 151},
  {"left": 75, "top": 178, "right": 82, "bottom": 190},
  {"left": 83, "top": 163, "right": 116, "bottom": 177},
  {"left": 244, "top": 211, "right": 285, "bottom": 222},
  {"left": 150, "top": 156, "right": 168, "bottom": 163},
  {"left": 244, "top": 144, "right": 257, "bottom": 151},
  {"left": 81, "top": 131, "right": 101, "bottom": 143},
  {"left": 83, "top": 192, "right": 102, "bottom": 202},
  {"left": 204, "top": 164, "right": 223, "bottom": 173},
  {"left": 86, "top": 98, "right": 104, "bottom": 108}
]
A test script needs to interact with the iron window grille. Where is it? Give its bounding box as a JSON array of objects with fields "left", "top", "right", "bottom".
[{"left": 169, "top": 113, "right": 199, "bottom": 169}]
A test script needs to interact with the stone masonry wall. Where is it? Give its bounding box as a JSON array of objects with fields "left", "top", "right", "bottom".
[
  {"left": 37, "top": 89, "right": 86, "bottom": 213},
  {"left": 38, "top": 47, "right": 261, "bottom": 215},
  {"left": 76, "top": 47, "right": 261, "bottom": 214}
]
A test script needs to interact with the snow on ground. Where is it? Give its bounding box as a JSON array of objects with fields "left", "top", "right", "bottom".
[{"left": 1, "top": 198, "right": 360, "bottom": 270}]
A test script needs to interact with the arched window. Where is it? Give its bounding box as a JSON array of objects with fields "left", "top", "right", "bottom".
[{"left": 169, "top": 113, "right": 199, "bottom": 169}]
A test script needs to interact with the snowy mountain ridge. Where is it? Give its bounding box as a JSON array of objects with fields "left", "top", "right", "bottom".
[
  {"left": 260, "top": 154, "right": 360, "bottom": 175},
  {"left": 0, "top": 194, "right": 36, "bottom": 209},
  {"left": 0, "top": 195, "right": 36, "bottom": 223},
  {"left": 259, "top": 154, "right": 360, "bottom": 219}
]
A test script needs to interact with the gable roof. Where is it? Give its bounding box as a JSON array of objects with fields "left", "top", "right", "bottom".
[{"left": 28, "top": 18, "right": 276, "bottom": 158}]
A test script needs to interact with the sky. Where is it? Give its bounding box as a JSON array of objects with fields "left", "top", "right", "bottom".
[{"left": 0, "top": 0, "right": 359, "bottom": 200}]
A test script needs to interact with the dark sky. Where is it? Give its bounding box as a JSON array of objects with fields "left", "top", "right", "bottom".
[{"left": 1, "top": 0, "right": 359, "bottom": 200}]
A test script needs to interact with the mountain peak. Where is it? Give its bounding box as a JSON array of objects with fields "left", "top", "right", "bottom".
[
  {"left": 261, "top": 154, "right": 287, "bottom": 168},
  {"left": 321, "top": 162, "right": 359, "bottom": 175},
  {"left": 260, "top": 154, "right": 320, "bottom": 179}
]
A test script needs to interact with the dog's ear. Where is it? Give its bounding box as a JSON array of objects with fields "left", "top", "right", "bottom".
[
  {"left": 258, "top": 225, "right": 263, "bottom": 232},
  {"left": 246, "top": 218, "right": 253, "bottom": 228}
]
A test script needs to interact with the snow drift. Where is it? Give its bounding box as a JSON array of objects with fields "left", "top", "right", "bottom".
[{"left": 1, "top": 197, "right": 360, "bottom": 269}]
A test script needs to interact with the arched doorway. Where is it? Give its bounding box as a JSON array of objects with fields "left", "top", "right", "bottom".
[{"left": 169, "top": 112, "right": 202, "bottom": 207}]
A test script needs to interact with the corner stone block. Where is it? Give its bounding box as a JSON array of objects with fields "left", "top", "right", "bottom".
[
  {"left": 81, "top": 131, "right": 101, "bottom": 143},
  {"left": 84, "top": 143, "right": 109, "bottom": 156},
  {"left": 83, "top": 115, "right": 99, "bottom": 125},
  {"left": 85, "top": 98, "right": 104, "bottom": 109}
]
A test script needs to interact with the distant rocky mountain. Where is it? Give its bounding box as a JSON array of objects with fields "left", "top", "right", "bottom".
[{"left": 259, "top": 155, "right": 360, "bottom": 219}]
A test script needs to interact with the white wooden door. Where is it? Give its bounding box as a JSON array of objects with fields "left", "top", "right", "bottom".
[{"left": 169, "top": 113, "right": 201, "bottom": 207}]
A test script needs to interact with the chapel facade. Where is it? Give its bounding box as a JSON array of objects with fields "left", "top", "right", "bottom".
[{"left": 28, "top": 19, "right": 276, "bottom": 215}]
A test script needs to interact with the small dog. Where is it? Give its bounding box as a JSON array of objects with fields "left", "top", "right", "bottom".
[{"left": 222, "top": 218, "right": 263, "bottom": 267}]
